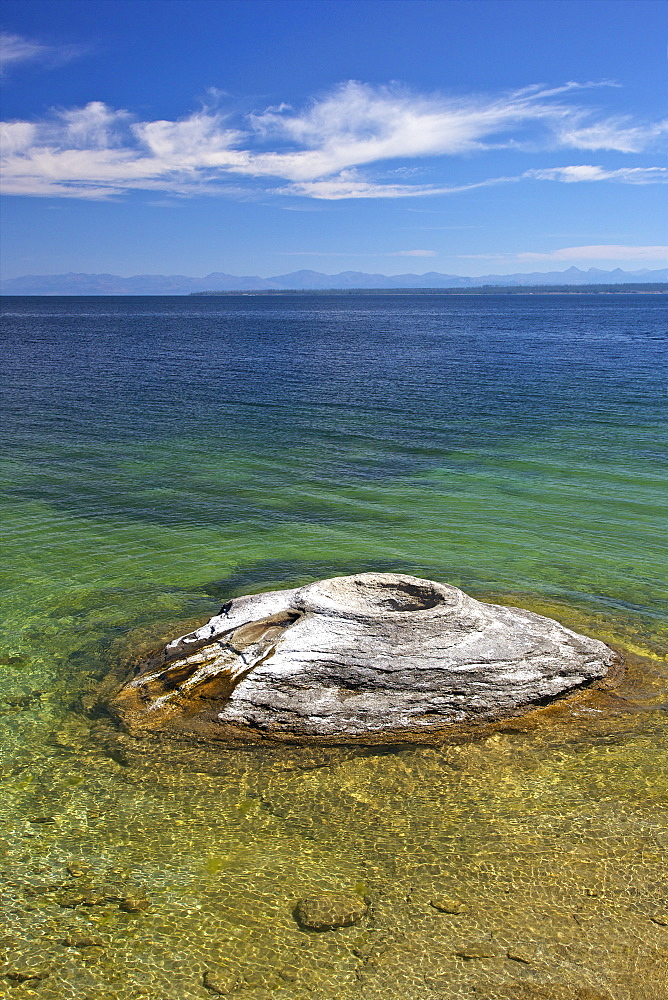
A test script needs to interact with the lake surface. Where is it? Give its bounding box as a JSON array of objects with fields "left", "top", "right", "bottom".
[{"left": 1, "top": 294, "right": 666, "bottom": 999}]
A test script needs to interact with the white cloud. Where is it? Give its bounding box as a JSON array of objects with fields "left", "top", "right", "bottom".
[
  {"left": 246, "top": 81, "right": 641, "bottom": 183},
  {"left": 133, "top": 111, "right": 245, "bottom": 162},
  {"left": 249, "top": 80, "right": 545, "bottom": 174},
  {"left": 0, "top": 121, "right": 37, "bottom": 154},
  {"left": 0, "top": 103, "right": 249, "bottom": 199},
  {"left": 60, "top": 102, "right": 130, "bottom": 149},
  {"left": 465, "top": 245, "right": 668, "bottom": 263},
  {"left": 1, "top": 82, "right": 666, "bottom": 200},
  {"left": 0, "top": 31, "right": 84, "bottom": 75}
]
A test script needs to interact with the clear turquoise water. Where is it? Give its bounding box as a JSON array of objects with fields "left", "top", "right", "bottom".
[{"left": 0, "top": 294, "right": 666, "bottom": 999}]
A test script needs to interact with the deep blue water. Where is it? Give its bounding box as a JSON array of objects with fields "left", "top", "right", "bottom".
[{"left": 2, "top": 295, "right": 666, "bottom": 626}]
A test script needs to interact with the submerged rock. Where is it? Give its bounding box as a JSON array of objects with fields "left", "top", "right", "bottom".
[
  {"left": 506, "top": 943, "right": 540, "bottom": 964},
  {"left": 475, "top": 988, "right": 614, "bottom": 1000},
  {"left": 454, "top": 938, "right": 501, "bottom": 960},
  {"left": 430, "top": 896, "right": 467, "bottom": 914},
  {"left": 203, "top": 968, "right": 239, "bottom": 995},
  {"left": 107, "top": 573, "right": 618, "bottom": 742},
  {"left": 118, "top": 895, "right": 150, "bottom": 913},
  {"left": 4, "top": 966, "right": 50, "bottom": 982},
  {"left": 60, "top": 935, "right": 104, "bottom": 948},
  {"left": 295, "top": 892, "right": 368, "bottom": 930}
]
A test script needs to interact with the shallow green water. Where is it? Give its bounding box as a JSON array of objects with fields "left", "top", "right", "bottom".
[{"left": 1, "top": 295, "right": 666, "bottom": 998}]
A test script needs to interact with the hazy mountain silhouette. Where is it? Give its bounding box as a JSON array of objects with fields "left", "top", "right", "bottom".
[{"left": 1, "top": 266, "right": 666, "bottom": 295}]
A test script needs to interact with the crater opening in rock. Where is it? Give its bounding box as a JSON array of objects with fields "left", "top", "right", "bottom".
[
  {"left": 356, "top": 579, "right": 444, "bottom": 612},
  {"left": 304, "top": 575, "right": 450, "bottom": 616}
]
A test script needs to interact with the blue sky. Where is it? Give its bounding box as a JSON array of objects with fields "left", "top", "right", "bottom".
[{"left": 1, "top": 0, "right": 666, "bottom": 279}]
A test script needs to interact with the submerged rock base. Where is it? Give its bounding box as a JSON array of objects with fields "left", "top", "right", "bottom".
[{"left": 107, "top": 574, "right": 619, "bottom": 742}]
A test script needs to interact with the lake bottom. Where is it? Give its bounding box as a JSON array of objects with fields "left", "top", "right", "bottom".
[{"left": 1, "top": 608, "right": 666, "bottom": 1000}]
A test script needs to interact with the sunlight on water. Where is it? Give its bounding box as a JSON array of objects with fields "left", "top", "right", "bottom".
[{"left": 1, "top": 294, "right": 666, "bottom": 998}]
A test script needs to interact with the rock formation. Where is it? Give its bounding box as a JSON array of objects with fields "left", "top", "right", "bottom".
[{"left": 108, "top": 573, "right": 618, "bottom": 742}]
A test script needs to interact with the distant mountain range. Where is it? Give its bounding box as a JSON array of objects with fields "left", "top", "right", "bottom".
[{"left": 1, "top": 266, "right": 667, "bottom": 295}]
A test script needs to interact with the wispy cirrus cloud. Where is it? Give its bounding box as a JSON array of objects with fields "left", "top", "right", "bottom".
[
  {"left": 279, "top": 248, "right": 438, "bottom": 257},
  {"left": 0, "top": 31, "right": 85, "bottom": 75},
  {"left": 526, "top": 165, "right": 668, "bottom": 184},
  {"left": 0, "top": 32, "right": 49, "bottom": 72},
  {"left": 278, "top": 164, "right": 668, "bottom": 200},
  {"left": 465, "top": 245, "right": 668, "bottom": 263},
  {"left": 1, "top": 80, "right": 666, "bottom": 200},
  {"left": 393, "top": 249, "right": 437, "bottom": 257},
  {"left": 555, "top": 117, "right": 668, "bottom": 154},
  {"left": 275, "top": 171, "right": 511, "bottom": 200}
]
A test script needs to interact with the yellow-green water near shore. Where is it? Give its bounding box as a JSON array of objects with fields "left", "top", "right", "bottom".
[{"left": 1, "top": 295, "right": 666, "bottom": 998}]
